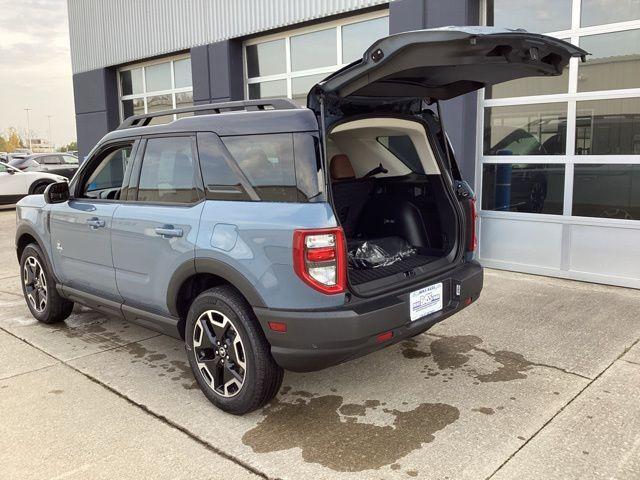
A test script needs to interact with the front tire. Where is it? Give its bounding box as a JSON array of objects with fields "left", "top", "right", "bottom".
[
  {"left": 31, "top": 182, "right": 50, "bottom": 195},
  {"left": 20, "top": 243, "right": 74, "bottom": 323},
  {"left": 185, "top": 286, "right": 283, "bottom": 415}
]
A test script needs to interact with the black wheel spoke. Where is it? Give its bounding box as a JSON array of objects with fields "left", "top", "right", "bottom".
[
  {"left": 223, "top": 363, "right": 242, "bottom": 384},
  {"left": 199, "top": 319, "right": 217, "bottom": 350}
]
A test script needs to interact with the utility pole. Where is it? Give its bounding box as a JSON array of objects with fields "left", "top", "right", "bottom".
[
  {"left": 46, "top": 115, "right": 53, "bottom": 152},
  {"left": 24, "top": 108, "right": 32, "bottom": 151}
]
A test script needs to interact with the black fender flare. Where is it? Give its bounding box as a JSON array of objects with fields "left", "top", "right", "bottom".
[
  {"left": 15, "top": 222, "right": 60, "bottom": 285},
  {"left": 166, "top": 257, "right": 266, "bottom": 317}
]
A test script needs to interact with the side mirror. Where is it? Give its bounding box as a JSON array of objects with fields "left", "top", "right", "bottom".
[{"left": 44, "top": 182, "right": 70, "bottom": 204}]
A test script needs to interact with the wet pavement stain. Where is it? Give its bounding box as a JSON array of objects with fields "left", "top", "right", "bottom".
[
  {"left": 405, "top": 335, "right": 536, "bottom": 384},
  {"left": 475, "top": 350, "right": 533, "bottom": 383},
  {"left": 471, "top": 407, "right": 495, "bottom": 415},
  {"left": 243, "top": 394, "right": 459, "bottom": 472},
  {"left": 429, "top": 335, "right": 482, "bottom": 370},
  {"left": 400, "top": 339, "right": 430, "bottom": 359},
  {"left": 48, "top": 389, "right": 64, "bottom": 395}
]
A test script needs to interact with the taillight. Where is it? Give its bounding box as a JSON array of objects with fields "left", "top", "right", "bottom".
[
  {"left": 468, "top": 198, "right": 477, "bottom": 252},
  {"left": 293, "top": 228, "right": 346, "bottom": 294}
]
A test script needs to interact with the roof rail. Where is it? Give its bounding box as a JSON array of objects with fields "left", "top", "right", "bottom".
[{"left": 117, "top": 98, "right": 299, "bottom": 130}]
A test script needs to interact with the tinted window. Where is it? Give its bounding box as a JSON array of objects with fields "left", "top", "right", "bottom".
[
  {"left": 377, "top": 136, "right": 425, "bottom": 174},
  {"left": 482, "top": 163, "right": 565, "bottom": 215},
  {"left": 41, "top": 155, "right": 60, "bottom": 165},
  {"left": 197, "top": 132, "right": 251, "bottom": 201},
  {"left": 61, "top": 155, "right": 78, "bottom": 164},
  {"left": 576, "top": 98, "right": 640, "bottom": 155},
  {"left": 222, "top": 134, "right": 297, "bottom": 202},
  {"left": 484, "top": 103, "right": 568, "bottom": 155},
  {"left": 137, "top": 137, "right": 200, "bottom": 204},
  {"left": 82, "top": 144, "right": 133, "bottom": 199},
  {"left": 573, "top": 164, "right": 640, "bottom": 219},
  {"left": 294, "top": 133, "right": 322, "bottom": 201}
]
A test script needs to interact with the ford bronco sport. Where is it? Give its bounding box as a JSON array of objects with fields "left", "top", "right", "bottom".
[{"left": 15, "top": 27, "right": 585, "bottom": 414}]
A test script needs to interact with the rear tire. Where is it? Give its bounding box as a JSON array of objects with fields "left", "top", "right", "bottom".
[
  {"left": 20, "top": 243, "right": 74, "bottom": 324},
  {"left": 185, "top": 285, "right": 283, "bottom": 415}
]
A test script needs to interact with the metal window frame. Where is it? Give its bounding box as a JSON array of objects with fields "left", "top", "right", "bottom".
[
  {"left": 117, "top": 54, "right": 194, "bottom": 123},
  {"left": 476, "top": 0, "right": 640, "bottom": 227},
  {"left": 242, "top": 10, "right": 390, "bottom": 103}
]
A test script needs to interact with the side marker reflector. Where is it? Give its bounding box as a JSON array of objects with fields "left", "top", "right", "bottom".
[
  {"left": 268, "top": 321, "right": 287, "bottom": 333},
  {"left": 377, "top": 331, "right": 393, "bottom": 343}
]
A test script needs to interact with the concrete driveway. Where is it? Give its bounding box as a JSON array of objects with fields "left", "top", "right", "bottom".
[{"left": 0, "top": 209, "right": 639, "bottom": 479}]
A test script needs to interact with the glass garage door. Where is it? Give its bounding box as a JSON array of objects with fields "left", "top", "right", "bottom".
[{"left": 478, "top": 0, "right": 640, "bottom": 288}]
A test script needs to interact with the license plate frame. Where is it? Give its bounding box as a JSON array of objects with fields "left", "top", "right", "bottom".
[{"left": 409, "top": 282, "right": 443, "bottom": 321}]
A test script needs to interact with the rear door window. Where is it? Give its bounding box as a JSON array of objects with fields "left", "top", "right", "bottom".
[
  {"left": 221, "top": 133, "right": 297, "bottom": 202},
  {"left": 137, "top": 136, "right": 201, "bottom": 204}
]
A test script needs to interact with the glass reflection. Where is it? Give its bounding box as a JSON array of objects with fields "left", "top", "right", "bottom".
[{"left": 482, "top": 163, "right": 565, "bottom": 214}]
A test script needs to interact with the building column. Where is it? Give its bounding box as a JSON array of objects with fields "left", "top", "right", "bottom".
[
  {"left": 72, "top": 67, "right": 120, "bottom": 161},
  {"left": 389, "top": 0, "right": 481, "bottom": 186},
  {"left": 191, "top": 39, "right": 244, "bottom": 105}
]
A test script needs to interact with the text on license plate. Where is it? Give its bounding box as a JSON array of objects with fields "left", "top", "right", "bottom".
[{"left": 409, "top": 282, "right": 443, "bottom": 321}]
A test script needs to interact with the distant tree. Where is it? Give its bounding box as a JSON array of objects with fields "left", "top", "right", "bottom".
[
  {"left": 0, "top": 135, "right": 7, "bottom": 152},
  {"left": 58, "top": 140, "right": 77, "bottom": 152},
  {"left": 6, "top": 128, "right": 23, "bottom": 152}
]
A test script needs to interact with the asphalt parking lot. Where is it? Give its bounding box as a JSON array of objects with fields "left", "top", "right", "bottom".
[{"left": 0, "top": 208, "right": 639, "bottom": 480}]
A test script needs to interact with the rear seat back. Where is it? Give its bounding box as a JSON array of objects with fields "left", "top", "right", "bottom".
[{"left": 330, "top": 154, "right": 373, "bottom": 237}]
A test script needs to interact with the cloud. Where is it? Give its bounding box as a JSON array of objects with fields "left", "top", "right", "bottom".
[{"left": 0, "top": 0, "right": 76, "bottom": 146}]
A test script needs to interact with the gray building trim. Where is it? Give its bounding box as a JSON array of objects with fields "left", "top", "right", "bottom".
[
  {"left": 390, "top": 0, "right": 480, "bottom": 187},
  {"left": 67, "top": 0, "right": 390, "bottom": 74}
]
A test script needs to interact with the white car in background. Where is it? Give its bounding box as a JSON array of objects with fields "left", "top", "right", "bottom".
[{"left": 0, "top": 162, "right": 67, "bottom": 206}]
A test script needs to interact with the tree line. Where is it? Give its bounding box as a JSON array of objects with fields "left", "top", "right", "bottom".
[{"left": 0, "top": 127, "right": 77, "bottom": 153}]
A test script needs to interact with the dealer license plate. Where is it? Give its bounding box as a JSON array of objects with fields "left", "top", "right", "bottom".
[{"left": 409, "top": 283, "right": 443, "bottom": 321}]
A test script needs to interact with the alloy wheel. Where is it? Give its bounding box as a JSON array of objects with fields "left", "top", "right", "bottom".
[
  {"left": 23, "top": 256, "right": 47, "bottom": 313},
  {"left": 193, "top": 310, "right": 247, "bottom": 397}
]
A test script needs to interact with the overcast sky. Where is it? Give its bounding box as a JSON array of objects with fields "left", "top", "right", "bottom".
[{"left": 0, "top": 0, "right": 76, "bottom": 147}]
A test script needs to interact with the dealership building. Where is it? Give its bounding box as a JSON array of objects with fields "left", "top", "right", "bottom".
[{"left": 67, "top": 0, "right": 640, "bottom": 288}]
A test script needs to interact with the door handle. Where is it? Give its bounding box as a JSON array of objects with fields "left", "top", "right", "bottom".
[
  {"left": 86, "top": 217, "right": 105, "bottom": 229},
  {"left": 155, "top": 225, "right": 183, "bottom": 238}
]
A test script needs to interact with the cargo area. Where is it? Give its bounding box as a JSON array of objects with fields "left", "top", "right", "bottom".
[{"left": 327, "top": 116, "right": 460, "bottom": 294}]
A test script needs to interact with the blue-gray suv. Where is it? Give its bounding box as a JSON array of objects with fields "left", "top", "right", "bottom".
[{"left": 15, "top": 28, "right": 584, "bottom": 414}]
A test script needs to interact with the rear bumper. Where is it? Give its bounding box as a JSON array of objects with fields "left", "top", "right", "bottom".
[{"left": 253, "top": 260, "right": 483, "bottom": 372}]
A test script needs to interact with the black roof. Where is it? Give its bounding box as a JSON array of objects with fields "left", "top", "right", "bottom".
[{"left": 103, "top": 99, "right": 319, "bottom": 144}]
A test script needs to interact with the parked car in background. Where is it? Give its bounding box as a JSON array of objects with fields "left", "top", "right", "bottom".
[
  {"left": 0, "top": 162, "right": 67, "bottom": 205},
  {"left": 9, "top": 153, "right": 79, "bottom": 179},
  {"left": 0, "top": 152, "right": 8, "bottom": 163}
]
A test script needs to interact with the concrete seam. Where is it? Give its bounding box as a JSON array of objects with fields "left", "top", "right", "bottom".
[
  {"left": 424, "top": 332, "right": 592, "bottom": 380},
  {"left": 0, "top": 325, "right": 271, "bottom": 480},
  {"left": 622, "top": 359, "right": 640, "bottom": 366},
  {"left": 484, "top": 336, "right": 640, "bottom": 480},
  {"left": 0, "top": 362, "right": 60, "bottom": 382},
  {"left": 0, "top": 290, "right": 24, "bottom": 298}
]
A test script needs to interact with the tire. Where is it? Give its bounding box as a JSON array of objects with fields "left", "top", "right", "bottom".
[
  {"left": 31, "top": 182, "right": 49, "bottom": 195},
  {"left": 185, "top": 285, "right": 283, "bottom": 415},
  {"left": 20, "top": 243, "right": 74, "bottom": 324}
]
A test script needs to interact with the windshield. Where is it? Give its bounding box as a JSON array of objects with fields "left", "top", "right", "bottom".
[{"left": 0, "top": 163, "right": 20, "bottom": 174}]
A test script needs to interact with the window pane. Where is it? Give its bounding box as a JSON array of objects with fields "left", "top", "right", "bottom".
[
  {"left": 482, "top": 163, "right": 565, "bottom": 214},
  {"left": 122, "top": 98, "right": 144, "bottom": 119},
  {"left": 175, "top": 91, "right": 193, "bottom": 118},
  {"left": 173, "top": 58, "right": 192, "bottom": 88},
  {"left": 197, "top": 132, "right": 250, "bottom": 201},
  {"left": 573, "top": 164, "right": 640, "bottom": 219},
  {"left": 484, "top": 103, "right": 568, "bottom": 155},
  {"left": 145, "top": 62, "right": 172, "bottom": 92},
  {"left": 248, "top": 80, "right": 287, "bottom": 100},
  {"left": 138, "top": 137, "right": 199, "bottom": 203},
  {"left": 146, "top": 94, "right": 173, "bottom": 125},
  {"left": 294, "top": 133, "right": 322, "bottom": 201},
  {"left": 222, "top": 133, "right": 297, "bottom": 202},
  {"left": 246, "top": 39, "right": 286, "bottom": 78},
  {"left": 291, "top": 28, "right": 337, "bottom": 71},
  {"left": 486, "top": 39, "right": 570, "bottom": 98},
  {"left": 488, "top": 0, "right": 572, "bottom": 33},
  {"left": 377, "top": 136, "right": 425, "bottom": 174},
  {"left": 83, "top": 145, "right": 133, "bottom": 199},
  {"left": 577, "top": 30, "right": 640, "bottom": 93},
  {"left": 581, "top": 0, "right": 640, "bottom": 27},
  {"left": 120, "top": 68, "right": 143, "bottom": 96},
  {"left": 575, "top": 98, "right": 640, "bottom": 155},
  {"left": 291, "top": 73, "right": 327, "bottom": 105},
  {"left": 342, "top": 17, "right": 389, "bottom": 64}
]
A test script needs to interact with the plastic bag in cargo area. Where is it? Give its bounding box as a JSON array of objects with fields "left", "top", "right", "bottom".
[{"left": 348, "top": 236, "right": 417, "bottom": 269}]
